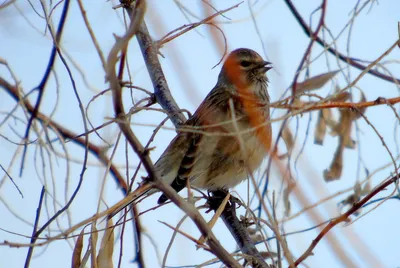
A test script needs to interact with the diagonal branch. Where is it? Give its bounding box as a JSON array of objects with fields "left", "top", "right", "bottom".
[
  {"left": 21, "top": 0, "right": 71, "bottom": 176},
  {"left": 290, "top": 0, "right": 327, "bottom": 96},
  {"left": 294, "top": 174, "right": 399, "bottom": 266},
  {"left": 210, "top": 190, "right": 272, "bottom": 268},
  {"left": 122, "top": 1, "right": 272, "bottom": 266},
  {"left": 107, "top": 1, "right": 240, "bottom": 267},
  {"left": 136, "top": 22, "right": 186, "bottom": 127},
  {"left": 0, "top": 76, "right": 128, "bottom": 192},
  {"left": 284, "top": 0, "right": 400, "bottom": 85}
]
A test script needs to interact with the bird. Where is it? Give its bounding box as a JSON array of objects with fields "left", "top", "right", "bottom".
[{"left": 113, "top": 48, "right": 272, "bottom": 214}]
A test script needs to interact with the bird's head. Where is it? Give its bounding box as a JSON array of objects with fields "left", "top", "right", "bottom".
[{"left": 218, "top": 48, "right": 272, "bottom": 88}]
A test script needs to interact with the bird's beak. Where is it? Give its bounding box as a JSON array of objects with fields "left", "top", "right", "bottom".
[{"left": 259, "top": 61, "right": 272, "bottom": 73}]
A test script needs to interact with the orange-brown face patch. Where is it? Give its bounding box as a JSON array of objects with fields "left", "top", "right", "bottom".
[{"left": 224, "top": 55, "right": 272, "bottom": 152}]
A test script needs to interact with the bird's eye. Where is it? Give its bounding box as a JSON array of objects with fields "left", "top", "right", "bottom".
[{"left": 240, "top": 61, "right": 251, "bottom": 67}]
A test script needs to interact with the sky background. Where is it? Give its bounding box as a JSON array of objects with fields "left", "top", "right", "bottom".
[{"left": 1, "top": 0, "right": 400, "bottom": 267}]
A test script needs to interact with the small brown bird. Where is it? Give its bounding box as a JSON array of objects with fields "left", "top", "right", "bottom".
[{"left": 115, "top": 48, "right": 272, "bottom": 212}]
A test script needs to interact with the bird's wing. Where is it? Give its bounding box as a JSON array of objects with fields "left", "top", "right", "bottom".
[
  {"left": 157, "top": 85, "right": 233, "bottom": 204},
  {"left": 153, "top": 133, "right": 191, "bottom": 185},
  {"left": 157, "top": 131, "right": 202, "bottom": 203}
]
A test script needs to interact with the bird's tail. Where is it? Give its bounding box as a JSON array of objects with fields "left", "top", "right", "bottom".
[{"left": 108, "top": 183, "right": 154, "bottom": 218}]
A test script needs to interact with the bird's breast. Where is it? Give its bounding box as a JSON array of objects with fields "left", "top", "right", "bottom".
[{"left": 237, "top": 112, "right": 271, "bottom": 173}]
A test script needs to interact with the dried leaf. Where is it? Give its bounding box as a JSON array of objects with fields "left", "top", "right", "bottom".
[
  {"left": 80, "top": 249, "right": 91, "bottom": 268},
  {"left": 339, "top": 181, "right": 366, "bottom": 215},
  {"left": 71, "top": 229, "right": 85, "bottom": 268},
  {"left": 90, "top": 225, "right": 98, "bottom": 268},
  {"left": 314, "top": 109, "right": 327, "bottom": 145},
  {"left": 314, "top": 110, "right": 326, "bottom": 145},
  {"left": 97, "top": 219, "right": 114, "bottom": 268},
  {"left": 283, "top": 182, "right": 295, "bottom": 216},
  {"left": 343, "top": 110, "right": 356, "bottom": 148},
  {"left": 295, "top": 70, "right": 340, "bottom": 95},
  {"left": 362, "top": 181, "right": 371, "bottom": 193},
  {"left": 324, "top": 108, "right": 356, "bottom": 181},
  {"left": 322, "top": 91, "right": 368, "bottom": 181},
  {"left": 282, "top": 125, "right": 294, "bottom": 153},
  {"left": 324, "top": 146, "right": 343, "bottom": 181},
  {"left": 291, "top": 98, "right": 304, "bottom": 106},
  {"left": 354, "top": 181, "right": 362, "bottom": 196},
  {"left": 315, "top": 109, "right": 339, "bottom": 145},
  {"left": 350, "top": 90, "right": 367, "bottom": 119},
  {"left": 328, "top": 108, "right": 354, "bottom": 147},
  {"left": 330, "top": 91, "right": 350, "bottom": 102}
]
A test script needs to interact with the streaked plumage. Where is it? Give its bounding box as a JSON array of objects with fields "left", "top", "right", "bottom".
[
  {"left": 111, "top": 48, "right": 272, "bottom": 216},
  {"left": 154, "top": 48, "right": 273, "bottom": 203}
]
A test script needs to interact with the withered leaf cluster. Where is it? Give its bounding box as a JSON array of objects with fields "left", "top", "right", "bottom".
[
  {"left": 316, "top": 91, "right": 367, "bottom": 181},
  {"left": 281, "top": 71, "right": 367, "bottom": 182}
]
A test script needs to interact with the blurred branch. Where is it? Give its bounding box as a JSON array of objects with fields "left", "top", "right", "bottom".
[
  {"left": 0, "top": 77, "right": 128, "bottom": 191},
  {"left": 209, "top": 190, "right": 273, "bottom": 268},
  {"left": 158, "top": 2, "right": 241, "bottom": 46},
  {"left": 0, "top": 72, "right": 143, "bottom": 261},
  {"left": 290, "top": 0, "right": 327, "bottom": 96},
  {"left": 131, "top": 207, "right": 145, "bottom": 268},
  {"left": 294, "top": 173, "right": 400, "bottom": 266},
  {"left": 122, "top": 1, "right": 274, "bottom": 266},
  {"left": 108, "top": 1, "right": 240, "bottom": 267},
  {"left": 284, "top": 0, "right": 400, "bottom": 85},
  {"left": 0, "top": 75, "right": 139, "bottom": 258},
  {"left": 136, "top": 21, "right": 186, "bottom": 126},
  {"left": 0, "top": 0, "right": 15, "bottom": 9},
  {"left": 21, "top": 0, "right": 71, "bottom": 176},
  {"left": 24, "top": 186, "right": 45, "bottom": 268},
  {"left": 270, "top": 95, "right": 400, "bottom": 112}
]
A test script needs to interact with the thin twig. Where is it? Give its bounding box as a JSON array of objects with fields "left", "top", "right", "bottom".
[
  {"left": 20, "top": 0, "right": 71, "bottom": 176},
  {"left": 24, "top": 187, "right": 46, "bottom": 268},
  {"left": 284, "top": 0, "right": 400, "bottom": 85},
  {"left": 136, "top": 22, "right": 186, "bottom": 126},
  {"left": 293, "top": 174, "right": 399, "bottom": 266},
  {"left": 107, "top": 2, "right": 240, "bottom": 267}
]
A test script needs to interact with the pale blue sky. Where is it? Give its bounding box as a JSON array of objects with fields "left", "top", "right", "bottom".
[{"left": 1, "top": 1, "right": 400, "bottom": 267}]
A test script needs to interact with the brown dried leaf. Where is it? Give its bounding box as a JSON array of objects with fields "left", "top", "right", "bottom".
[
  {"left": 362, "top": 181, "right": 371, "bottom": 193},
  {"left": 314, "top": 109, "right": 328, "bottom": 145},
  {"left": 71, "top": 229, "right": 85, "bottom": 268},
  {"left": 322, "top": 109, "right": 338, "bottom": 130},
  {"left": 295, "top": 70, "right": 340, "bottom": 95},
  {"left": 324, "top": 107, "right": 357, "bottom": 181},
  {"left": 282, "top": 125, "right": 294, "bottom": 153},
  {"left": 315, "top": 108, "right": 340, "bottom": 144},
  {"left": 339, "top": 182, "right": 365, "bottom": 214},
  {"left": 351, "top": 90, "right": 367, "bottom": 119},
  {"left": 329, "top": 91, "right": 350, "bottom": 102},
  {"left": 90, "top": 225, "right": 98, "bottom": 268},
  {"left": 291, "top": 98, "right": 304, "bottom": 106},
  {"left": 322, "top": 91, "right": 368, "bottom": 181},
  {"left": 324, "top": 146, "right": 343, "bottom": 181},
  {"left": 342, "top": 110, "right": 357, "bottom": 148},
  {"left": 324, "top": 108, "right": 356, "bottom": 181},
  {"left": 329, "top": 108, "right": 354, "bottom": 146},
  {"left": 354, "top": 181, "right": 363, "bottom": 196},
  {"left": 97, "top": 219, "right": 114, "bottom": 268},
  {"left": 283, "top": 182, "right": 295, "bottom": 216},
  {"left": 324, "top": 96, "right": 364, "bottom": 181},
  {"left": 314, "top": 114, "right": 326, "bottom": 145}
]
